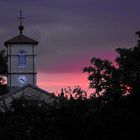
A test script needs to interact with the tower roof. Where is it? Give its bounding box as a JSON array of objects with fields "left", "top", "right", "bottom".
[
  {"left": 4, "top": 34, "right": 39, "bottom": 47},
  {"left": 4, "top": 11, "right": 39, "bottom": 47}
]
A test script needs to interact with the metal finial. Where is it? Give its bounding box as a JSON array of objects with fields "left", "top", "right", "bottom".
[
  {"left": 17, "top": 11, "right": 25, "bottom": 34},
  {"left": 18, "top": 10, "right": 24, "bottom": 25}
]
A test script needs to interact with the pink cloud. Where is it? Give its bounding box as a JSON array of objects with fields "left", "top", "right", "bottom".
[{"left": 37, "top": 72, "right": 90, "bottom": 93}]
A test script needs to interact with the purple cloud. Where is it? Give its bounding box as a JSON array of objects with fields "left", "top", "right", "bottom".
[{"left": 0, "top": 0, "right": 140, "bottom": 74}]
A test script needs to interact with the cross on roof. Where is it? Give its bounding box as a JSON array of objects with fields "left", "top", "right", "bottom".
[{"left": 17, "top": 11, "right": 25, "bottom": 25}]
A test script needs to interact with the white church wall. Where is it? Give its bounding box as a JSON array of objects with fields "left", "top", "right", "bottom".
[
  {"left": 9, "top": 56, "right": 36, "bottom": 72},
  {"left": 7, "top": 44, "right": 37, "bottom": 89},
  {"left": 9, "top": 44, "right": 36, "bottom": 55}
]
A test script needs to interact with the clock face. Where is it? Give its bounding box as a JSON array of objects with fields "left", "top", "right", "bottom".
[{"left": 18, "top": 75, "right": 27, "bottom": 86}]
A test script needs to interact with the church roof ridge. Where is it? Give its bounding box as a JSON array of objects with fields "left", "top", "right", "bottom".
[
  {"left": 4, "top": 34, "right": 39, "bottom": 47},
  {"left": 0, "top": 84, "right": 56, "bottom": 100}
]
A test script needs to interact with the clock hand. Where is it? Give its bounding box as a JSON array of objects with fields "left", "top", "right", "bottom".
[{"left": 21, "top": 79, "right": 25, "bottom": 82}]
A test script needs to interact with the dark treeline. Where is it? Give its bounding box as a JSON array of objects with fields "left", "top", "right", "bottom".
[
  {"left": 0, "top": 33, "right": 140, "bottom": 139},
  {"left": 0, "top": 50, "right": 7, "bottom": 95},
  {"left": 0, "top": 92, "right": 139, "bottom": 140}
]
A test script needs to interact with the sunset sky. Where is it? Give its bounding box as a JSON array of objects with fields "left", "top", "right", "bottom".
[{"left": 0, "top": 0, "right": 140, "bottom": 93}]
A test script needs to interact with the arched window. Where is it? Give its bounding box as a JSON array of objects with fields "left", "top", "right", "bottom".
[{"left": 18, "top": 50, "right": 26, "bottom": 67}]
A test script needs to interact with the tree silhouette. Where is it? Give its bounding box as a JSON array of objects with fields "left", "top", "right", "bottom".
[
  {"left": 83, "top": 57, "right": 121, "bottom": 102},
  {"left": 116, "top": 41, "right": 140, "bottom": 95},
  {"left": 0, "top": 50, "right": 7, "bottom": 95},
  {"left": 83, "top": 32, "right": 140, "bottom": 101},
  {"left": 0, "top": 32, "right": 140, "bottom": 140},
  {"left": 59, "top": 86, "right": 87, "bottom": 100}
]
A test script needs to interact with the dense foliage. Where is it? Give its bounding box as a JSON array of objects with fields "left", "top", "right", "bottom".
[
  {"left": 83, "top": 41, "right": 140, "bottom": 101},
  {"left": 0, "top": 50, "right": 7, "bottom": 95},
  {"left": 0, "top": 94, "right": 140, "bottom": 140},
  {"left": 0, "top": 36, "right": 140, "bottom": 139}
]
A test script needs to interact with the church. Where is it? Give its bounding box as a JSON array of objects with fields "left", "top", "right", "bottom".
[{"left": 0, "top": 11, "right": 55, "bottom": 108}]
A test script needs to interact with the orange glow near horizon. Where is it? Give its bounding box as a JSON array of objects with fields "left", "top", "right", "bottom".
[{"left": 37, "top": 72, "right": 90, "bottom": 93}]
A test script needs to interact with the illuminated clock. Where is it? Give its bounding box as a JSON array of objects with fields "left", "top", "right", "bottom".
[{"left": 18, "top": 75, "right": 27, "bottom": 86}]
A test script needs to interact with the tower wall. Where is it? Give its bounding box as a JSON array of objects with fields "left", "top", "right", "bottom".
[{"left": 7, "top": 44, "right": 37, "bottom": 91}]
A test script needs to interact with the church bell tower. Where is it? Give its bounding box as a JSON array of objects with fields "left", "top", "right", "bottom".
[{"left": 4, "top": 11, "right": 39, "bottom": 91}]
